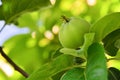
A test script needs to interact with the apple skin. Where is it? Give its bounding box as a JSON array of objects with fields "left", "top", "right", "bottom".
[{"left": 59, "top": 17, "right": 90, "bottom": 49}]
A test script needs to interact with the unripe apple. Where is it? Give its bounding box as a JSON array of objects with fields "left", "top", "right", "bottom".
[{"left": 59, "top": 16, "right": 90, "bottom": 49}]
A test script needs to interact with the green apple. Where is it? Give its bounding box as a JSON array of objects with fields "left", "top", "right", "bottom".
[{"left": 59, "top": 16, "right": 90, "bottom": 49}]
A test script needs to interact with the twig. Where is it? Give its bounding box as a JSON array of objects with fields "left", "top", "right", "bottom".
[
  {"left": 107, "top": 57, "right": 120, "bottom": 62},
  {"left": 0, "top": 47, "right": 29, "bottom": 78},
  {"left": 0, "top": 23, "right": 6, "bottom": 33}
]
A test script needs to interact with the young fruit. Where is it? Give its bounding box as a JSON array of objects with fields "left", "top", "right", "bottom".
[{"left": 59, "top": 16, "right": 90, "bottom": 49}]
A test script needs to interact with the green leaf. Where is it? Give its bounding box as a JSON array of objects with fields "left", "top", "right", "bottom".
[
  {"left": 60, "top": 48, "right": 80, "bottom": 57},
  {"left": 0, "top": 0, "right": 50, "bottom": 23},
  {"left": 60, "top": 67, "right": 85, "bottom": 80},
  {"left": 86, "top": 43, "right": 107, "bottom": 80},
  {"left": 17, "top": 12, "right": 39, "bottom": 29},
  {"left": 44, "top": 9, "right": 61, "bottom": 30},
  {"left": 26, "top": 54, "right": 74, "bottom": 80},
  {"left": 103, "top": 29, "right": 120, "bottom": 56},
  {"left": 90, "top": 12, "right": 120, "bottom": 42},
  {"left": 108, "top": 67, "right": 120, "bottom": 80},
  {"left": 78, "top": 33, "right": 95, "bottom": 57},
  {"left": 4, "top": 34, "right": 43, "bottom": 72},
  {"left": 115, "top": 50, "right": 120, "bottom": 58},
  {"left": 115, "top": 39, "right": 120, "bottom": 49}
]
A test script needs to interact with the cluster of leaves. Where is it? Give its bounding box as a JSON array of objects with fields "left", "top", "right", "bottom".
[{"left": 0, "top": 0, "right": 120, "bottom": 80}]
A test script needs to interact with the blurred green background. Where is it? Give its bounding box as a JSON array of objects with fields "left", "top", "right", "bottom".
[{"left": 0, "top": 0, "right": 120, "bottom": 80}]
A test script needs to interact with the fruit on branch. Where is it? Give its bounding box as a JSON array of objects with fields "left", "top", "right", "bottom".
[{"left": 59, "top": 16, "right": 90, "bottom": 49}]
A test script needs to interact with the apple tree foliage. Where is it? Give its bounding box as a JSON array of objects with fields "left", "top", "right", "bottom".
[{"left": 0, "top": 0, "right": 120, "bottom": 80}]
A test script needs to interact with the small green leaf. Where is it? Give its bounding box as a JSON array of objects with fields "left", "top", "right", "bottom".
[
  {"left": 60, "top": 48, "right": 81, "bottom": 57},
  {"left": 103, "top": 29, "right": 120, "bottom": 56},
  {"left": 78, "top": 33, "right": 95, "bottom": 56},
  {"left": 108, "top": 67, "right": 120, "bottom": 80},
  {"left": 86, "top": 43, "right": 107, "bottom": 80},
  {"left": 60, "top": 67, "right": 85, "bottom": 80},
  {"left": 26, "top": 54, "right": 74, "bottom": 80},
  {"left": 90, "top": 12, "right": 120, "bottom": 42},
  {"left": 0, "top": 0, "right": 50, "bottom": 23}
]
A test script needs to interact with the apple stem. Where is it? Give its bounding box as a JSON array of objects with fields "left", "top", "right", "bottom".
[{"left": 61, "top": 15, "right": 70, "bottom": 22}]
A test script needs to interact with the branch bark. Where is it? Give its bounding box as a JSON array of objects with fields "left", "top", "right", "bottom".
[
  {"left": 0, "top": 23, "right": 6, "bottom": 33},
  {"left": 0, "top": 47, "right": 29, "bottom": 78}
]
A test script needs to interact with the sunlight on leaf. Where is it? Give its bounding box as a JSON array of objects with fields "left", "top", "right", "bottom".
[
  {"left": 87, "top": 0, "right": 96, "bottom": 6},
  {"left": 108, "top": 50, "right": 120, "bottom": 70}
]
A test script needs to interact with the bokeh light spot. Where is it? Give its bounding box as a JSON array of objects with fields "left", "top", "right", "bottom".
[
  {"left": 52, "top": 25, "right": 60, "bottom": 34},
  {"left": 87, "top": 0, "right": 96, "bottom": 6},
  {"left": 39, "top": 38, "right": 50, "bottom": 47},
  {"left": 50, "top": 0, "right": 56, "bottom": 5},
  {"left": 44, "top": 30, "right": 54, "bottom": 40},
  {"left": 0, "top": 60, "right": 14, "bottom": 77}
]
